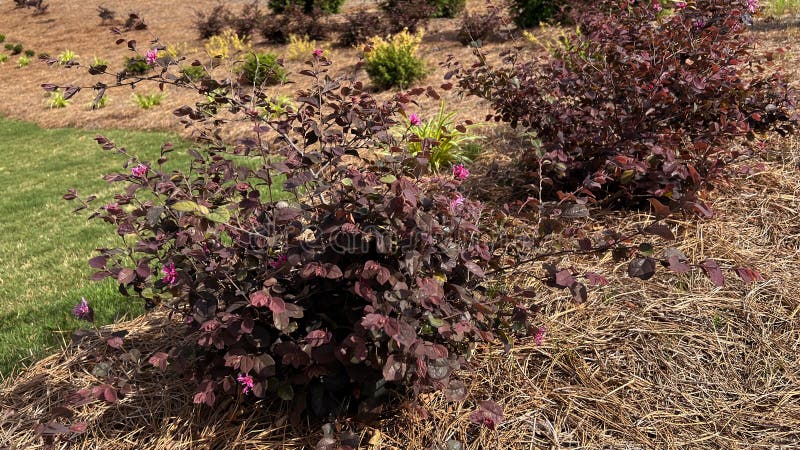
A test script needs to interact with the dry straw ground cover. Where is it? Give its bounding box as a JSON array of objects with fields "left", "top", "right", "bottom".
[
  {"left": 1, "top": 136, "right": 799, "bottom": 448},
  {"left": 1, "top": 1, "right": 800, "bottom": 449}
]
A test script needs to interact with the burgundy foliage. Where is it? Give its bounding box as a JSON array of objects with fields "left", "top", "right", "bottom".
[{"left": 456, "top": 0, "right": 797, "bottom": 212}]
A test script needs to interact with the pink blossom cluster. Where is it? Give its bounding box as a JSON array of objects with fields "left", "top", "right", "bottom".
[
  {"left": 237, "top": 373, "right": 255, "bottom": 394},
  {"left": 269, "top": 253, "right": 288, "bottom": 269},
  {"left": 131, "top": 163, "right": 148, "bottom": 178},
  {"left": 145, "top": 48, "right": 158, "bottom": 65},
  {"left": 162, "top": 262, "right": 178, "bottom": 285},
  {"left": 452, "top": 163, "right": 470, "bottom": 180},
  {"left": 72, "top": 297, "right": 94, "bottom": 322}
]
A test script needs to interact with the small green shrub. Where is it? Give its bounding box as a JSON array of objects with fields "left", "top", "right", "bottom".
[
  {"left": 47, "top": 90, "right": 70, "bottom": 109},
  {"left": 17, "top": 55, "right": 30, "bottom": 67},
  {"left": 511, "top": 0, "right": 560, "bottom": 28},
  {"left": 24, "top": 49, "right": 35, "bottom": 57},
  {"left": 406, "top": 100, "right": 480, "bottom": 172},
  {"left": 124, "top": 56, "right": 151, "bottom": 76},
  {"left": 0, "top": 34, "right": 5, "bottom": 44},
  {"left": 237, "top": 52, "right": 287, "bottom": 86},
  {"left": 364, "top": 29, "right": 427, "bottom": 90},
  {"left": 0, "top": 54, "right": 8, "bottom": 64},
  {"left": 181, "top": 64, "right": 209, "bottom": 81},
  {"left": 5, "top": 43, "right": 23, "bottom": 55},
  {"left": 131, "top": 92, "right": 166, "bottom": 109}
]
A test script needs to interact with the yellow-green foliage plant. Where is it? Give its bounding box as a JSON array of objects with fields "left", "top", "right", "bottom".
[
  {"left": 204, "top": 30, "right": 251, "bottom": 60},
  {"left": 57, "top": 49, "right": 78, "bottom": 65},
  {"left": 364, "top": 29, "right": 427, "bottom": 90},
  {"left": 405, "top": 100, "right": 481, "bottom": 172},
  {"left": 131, "top": 92, "right": 166, "bottom": 110},
  {"left": 284, "top": 34, "right": 330, "bottom": 62},
  {"left": 47, "top": 90, "right": 70, "bottom": 109}
]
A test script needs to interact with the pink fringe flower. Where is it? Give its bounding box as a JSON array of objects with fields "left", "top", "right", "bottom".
[
  {"left": 72, "top": 297, "right": 94, "bottom": 322},
  {"left": 131, "top": 164, "right": 148, "bottom": 178},
  {"left": 452, "top": 164, "right": 470, "bottom": 180},
  {"left": 237, "top": 373, "right": 255, "bottom": 394},
  {"left": 145, "top": 48, "right": 158, "bottom": 65},
  {"left": 269, "top": 253, "right": 288, "bottom": 269},
  {"left": 450, "top": 194, "right": 465, "bottom": 210},
  {"left": 409, "top": 113, "right": 421, "bottom": 126},
  {"left": 162, "top": 262, "right": 178, "bottom": 285},
  {"left": 534, "top": 326, "right": 546, "bottom": 346}
]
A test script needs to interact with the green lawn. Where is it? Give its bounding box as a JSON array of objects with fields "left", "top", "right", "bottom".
[{"left": 0, "top": 118, "right": 191, "bottom": 378}]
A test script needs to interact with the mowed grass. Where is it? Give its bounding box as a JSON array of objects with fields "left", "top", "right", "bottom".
[{"left": 0, "top": 118, "right": 191, "bottom": 378}]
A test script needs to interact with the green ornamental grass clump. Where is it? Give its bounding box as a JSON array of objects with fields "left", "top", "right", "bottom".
[
  {"left": 364, "top": 29, "right": 427, "bottom": 90},
  {"left": 238, "top": 52, "right": 287, "bottom": 86},
  {"left": 131, "top": 92, "right": 166, "bottom": 109},
  {"left": 406, "top": 100, "right": 481, "bottom": 172}
]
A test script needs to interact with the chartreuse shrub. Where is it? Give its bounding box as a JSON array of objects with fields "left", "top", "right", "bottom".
[
  {"left": 204, "top": 30, "right": 251, "bottom": 59},
  {"left": 237, "top": 52, "right": 287, "bottom": 85},
  {"left": 364, "top": 29, "right": 427, "bottom": 90},
  {"left": 285, "top": 34, "right": 329, "bottom": 61},
  {"left": 458, "top": 0, "right": 797, "bottom": 213}
]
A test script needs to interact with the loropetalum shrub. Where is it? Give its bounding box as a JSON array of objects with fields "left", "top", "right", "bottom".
[
  {"left": 457, "top": 3, "right": 511, "bottom": 45},
  {"left": 380, "top": 0, "right": 437, "bottom": 33},
  {"left": 194, "top": 4, "right": 232, "bottom": 39},
  {"left": 230, "top": 1, "right": 268, "bottom": 38},
  {"left": 260, "top": 5, "right": 328, "bottom": 44},
  {"left": 365, "top": 29, "right": 428, "bottom": 90},
  {"left": 456, "top": 0, "right": 797, "bottom": 213},
  {"left": 338, "top": 11, "right": 388, "bottom": 47},
  {"left": 59, "top": 45, "right": 529, "bottom": 422}
]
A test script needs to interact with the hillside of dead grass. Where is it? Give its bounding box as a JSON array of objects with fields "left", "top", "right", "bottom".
[{"left": 1, "top": 2, "right": 800, "bottom": 449}]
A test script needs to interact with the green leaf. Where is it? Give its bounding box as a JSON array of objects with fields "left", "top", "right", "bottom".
[
  {"left": 379, "top": 174, "right": 397, "bottom": 184},
  {"left": 427, "top": 314, "right": 445, "bottom": 328},
  {"left": 638, "top": 243, "right": 654, "bottom": 256},
  {"left": 204, "top": 207, "right": 230, "bottom": 223},
  {"left": 172, "top": 201, "right": 199, "bottom": 212}
]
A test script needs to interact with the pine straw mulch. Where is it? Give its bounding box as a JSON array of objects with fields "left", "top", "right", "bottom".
[{"left": 2, "top": 137, "right": 799, "bottom": 449}]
